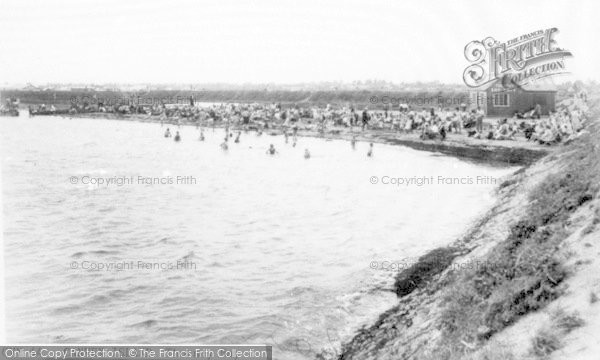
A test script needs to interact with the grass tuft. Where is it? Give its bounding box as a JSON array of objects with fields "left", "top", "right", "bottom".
[
  {"left": 530, "top": 329, "right": 561, "bottom": 358},
  {"left": 552, "top": 309, "right": 585, "bottom": 332}
]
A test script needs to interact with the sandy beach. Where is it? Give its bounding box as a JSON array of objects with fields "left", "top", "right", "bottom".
[{"left": 37, "top": 111, "right": 550, "bottom": 165}]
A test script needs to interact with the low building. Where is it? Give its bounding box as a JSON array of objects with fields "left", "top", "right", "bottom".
[{"left": 470, "top": 80, "right": 557, "bottom": 117}]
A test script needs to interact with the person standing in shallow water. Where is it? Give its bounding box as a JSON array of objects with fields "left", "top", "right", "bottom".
[
  {"left": 164, "top": 128, "right": 172, "bottom": 138},
  {"left": 304, "top": 149, "right": 310, "bottom": 159},
  {"left": 174, "top": 131, "right": 181, "bottom": 142},
  {"left": 351, "top": 135, "right": 357, "bottom": 149},
  {"left": 266, "top": 144, "right": 277, "bottom": 155},
  {"left": 367, "top": 142, "right": 373, "bottom": 157}
]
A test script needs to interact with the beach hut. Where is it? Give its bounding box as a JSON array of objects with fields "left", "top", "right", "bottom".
[{"left": 483, "top": 80, "right": 557, "bottom": 117}]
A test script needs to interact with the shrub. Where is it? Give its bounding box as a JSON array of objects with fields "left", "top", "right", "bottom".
[{"left": 394, "top": 246, "right": 461, "bottom": 297}]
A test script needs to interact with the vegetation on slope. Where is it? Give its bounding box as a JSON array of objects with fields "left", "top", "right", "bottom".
[
  {"left": 420, "top": 92, "right": 598, "bottom": 359},
  {"left": 337, "top": 84, "right": 599, "bottom": 360}
]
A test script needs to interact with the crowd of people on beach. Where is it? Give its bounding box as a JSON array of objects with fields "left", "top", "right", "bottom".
[
  {"left": 151, "top": 99, "right": 588, "bottom": 146},
  {"left": 186, "top": 92, "right": 582, "bottom": 143},
  {"left": 522, "top": 94, "right": 589, "bottom": 145},
  {"left": 26, "top": 90, "right": 590, "bottom": 148},
  {"left": 0, "top": 97, "right": 20, "bottom": 116}
]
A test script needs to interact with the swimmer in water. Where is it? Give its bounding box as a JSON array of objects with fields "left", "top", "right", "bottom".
[
  {"left": 351, "top": 135, "right": 357, "bottom": 149},
  {"left": 220, "top": 141, "right": 229, "bottom": 150},
  {"left": 292, "top": 141, "right": 297, "bottom": 147},
  {"left": 174, "top": 131, "right": 181, "bottom": 142},
  {"left": 266, "top": 144, "right": 277, "bottom": 155},
  {"left": 304, "top": 149, "right": 311, "bottom": 159},
  {"left": 234, "top": 131, "right": 240, "bottom": 143},
  {"left": 164, "top": 128, "right": 172, "bottom": 138},
  {"left": 367, "top": 142, "right": 373, "bottom": 157}
]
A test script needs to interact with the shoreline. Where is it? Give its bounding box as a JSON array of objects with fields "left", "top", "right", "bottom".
[{"left": 28, "top": 111, "right": 550, "bottom": 166}]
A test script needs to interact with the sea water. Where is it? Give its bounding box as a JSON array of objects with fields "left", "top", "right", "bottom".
[{"left": 1, "top": 115, "right": 517, "bottom": 359}]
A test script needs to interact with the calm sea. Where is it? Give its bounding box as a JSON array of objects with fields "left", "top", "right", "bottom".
[{"left": 1, "top": 114, "right": 516, "bottom": 359}]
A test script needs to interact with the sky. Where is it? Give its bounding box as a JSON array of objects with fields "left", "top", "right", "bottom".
[{"left": 0, "top": 0, "right": 599, "bottom": 85}]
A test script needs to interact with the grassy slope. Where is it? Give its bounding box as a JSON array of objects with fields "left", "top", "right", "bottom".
[{"left": 334, "top": 86, "right": 600, "bottom": 360}]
